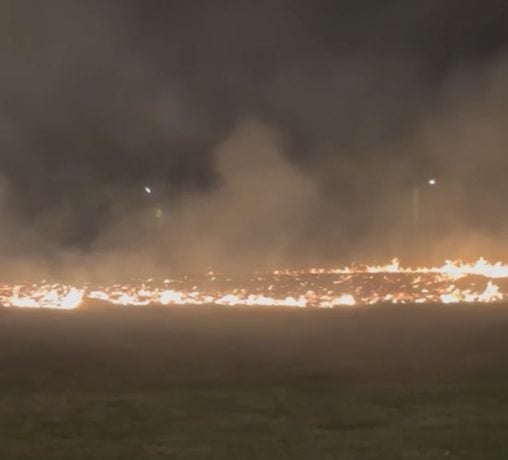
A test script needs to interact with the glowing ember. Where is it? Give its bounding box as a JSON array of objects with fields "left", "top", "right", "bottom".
[{"left": 1, "top": 258, "right": 508, "bottom": 309}]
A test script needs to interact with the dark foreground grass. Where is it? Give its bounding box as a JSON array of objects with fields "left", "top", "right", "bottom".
[
  {"left": 1, "top": 305, "right": 508, "bottom": 459},
  {"left": 2, "top": 383, "right": 508, "bottom": 459}
]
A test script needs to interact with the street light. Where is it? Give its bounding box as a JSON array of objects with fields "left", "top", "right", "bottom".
[
  {"left": 143, "top": 185, "right": 164, "bottom": 222},
  {"left": 412, "top": 178, "right": 437, "bottom": 232},
  {"left": 411, "top": 178, "right": 437, "bottom": 261}
]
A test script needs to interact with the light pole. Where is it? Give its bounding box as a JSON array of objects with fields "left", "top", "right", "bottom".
[
  {"left": 411, "top": 178, "right": 437, "bottom": 261},
  {"left": 144, "top": 185, "right": 163, "bottom": 223}
]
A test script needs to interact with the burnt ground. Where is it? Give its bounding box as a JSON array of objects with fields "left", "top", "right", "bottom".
[{"left": 1, "top": 304, "right": 508, "bottom": 459}]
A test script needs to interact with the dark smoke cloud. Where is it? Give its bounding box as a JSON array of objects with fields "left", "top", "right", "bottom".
[{"left": 1, "top": 0, "right": 508, "bottom": 279}]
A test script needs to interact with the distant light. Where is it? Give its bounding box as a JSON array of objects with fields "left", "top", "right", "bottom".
[
  {"left": 144, "top": 186, "right": 152, "bottom": 194},
  {"left": 428, "top": 179, "right": 436, "bottom": 186}
]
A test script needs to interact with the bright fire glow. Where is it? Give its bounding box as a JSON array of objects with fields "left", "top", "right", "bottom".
[{"left": 1, "top": 258, "right": 508, "bottom": 309}]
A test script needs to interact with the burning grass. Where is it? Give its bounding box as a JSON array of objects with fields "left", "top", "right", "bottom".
[{"left": 2, "top": 258, "right": 508, "bottom": 309}]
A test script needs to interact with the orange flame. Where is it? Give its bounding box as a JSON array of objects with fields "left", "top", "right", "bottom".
[{"left": 1, "top": 258, "right": 507, "bottom": 309}]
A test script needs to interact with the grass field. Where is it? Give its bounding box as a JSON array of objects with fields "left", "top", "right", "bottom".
[{"left": 1, "top": 305, "right": 508, "bottom": 459}]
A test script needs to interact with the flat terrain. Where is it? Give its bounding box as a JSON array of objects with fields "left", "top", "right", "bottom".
[{"left": 1, "top": 304, "right": 508, "bottom": 459}]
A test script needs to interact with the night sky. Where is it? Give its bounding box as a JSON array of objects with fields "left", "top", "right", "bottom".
[{"left": 1, "top": 0, "right": 508, "bottom": 278}]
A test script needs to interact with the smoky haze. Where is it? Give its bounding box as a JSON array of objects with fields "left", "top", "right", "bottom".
[{"left": 1, "top": 0, "right": 508, "bottom": 280}]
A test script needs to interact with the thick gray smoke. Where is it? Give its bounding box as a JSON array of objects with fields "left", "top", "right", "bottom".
[
  {"left": 1, "top": 0, "right": 508, "bottom": 280},
  {"left": 87, "top": 120, "right": 318, "bottom": 276}
]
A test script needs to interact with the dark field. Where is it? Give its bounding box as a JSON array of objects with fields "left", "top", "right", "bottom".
[{"left": 1, "top": 305, "right": 508, "bottom": 459}]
